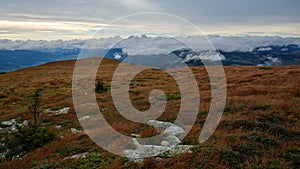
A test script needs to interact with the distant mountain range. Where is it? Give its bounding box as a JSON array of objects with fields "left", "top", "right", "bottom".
[
  {"left": 172, "top": 44, "right": 300, "bottom": 66},
  {"left": 0, "top": 44, "right": 300, "bottom": 72},
  {"left": 0, "top": 48, "right": 126, "bottom": 72},
  {"left": 1, "top": 35, "right": 300, "bottom": 72}
]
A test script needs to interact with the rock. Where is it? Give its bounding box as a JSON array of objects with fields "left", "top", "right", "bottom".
[
  {"left": 125, "top": 138, "right": 171, "bottom": 159},
  {"left": 131, "top": 138, "right": 170, "bottom": 156},
  {"left": 1, "top": 120, "right": 14, "bottom": 127},
  {"left": 0, "top": 144, "right": 8, "bottom": 160},
  {"left": 78, "top": 115, "right": 90, "bottom": 121},
  {"left": 123, "top": 150, "right": 144, "bottom": 163},
  {"left": 161, "top": 141, "right": 169, "bottom": 146},
  {"left": 55, "top": 125, "right": 62, "bottom": 129},
  {"left": 11, "top": 150, "right": 27, "bottom": 161},
  {"left": 123, "top": 120, "right": 193, "bottom": 162},
  {"left": 164, "top": 135, "right": 181, "bottom": 146},
  {"left": 11, "top": 125, "right": 17, "bottom": 132},
  {"left": 124, "top": 139, "right": 193, "bottom": 160},
  {"left": 11, "top": 146, "right": 24, "bottom": 157},
  {"left": 0, "top": 150, "right": 8, "bottom": 159},
  {"left": 12, "top": 155, "right": 20, "bottom": 161},
  {"left": 11, "top": 119, "right": 16, "bottom": 124},
  {"left": 0, "top": 119, "right": 30, "bottom": 133},
  {"left": 147, "top": 120, "right": 173, "bottom": 128},
  {"left": 71, "top": 128, "right": 81, "bottom": 134},
  {"left": 124, "top": 145, "right": 170, "bottom": 159},
  {"left": 147, "top": 120, "right": 184, "bottom": 136},
  {"left": 131, "top": 133, "right": 141, "bottom": 138},
  {"left": 63, "top": 152, "right": 89, "bottom": 160},
  {"left": 45, "top": 107, "right": 70, "bottom": 116},
  {"left": 131, "top": 138, "right": 142, "bottom": 149},
  {"left": 22, "top": 120, "right": 28, "bottom": 126},
  {"left": 155, "top": 157, "right": 162, "bottom": 161},
  {"left": 160, "top": 145, "right": 194, "bottom": 157},
  {"left": 55, "top": 107, "right": 69, "bottom": 116},
  {"left": 164, "top": 125, "right": 185, "bottom": 136}
]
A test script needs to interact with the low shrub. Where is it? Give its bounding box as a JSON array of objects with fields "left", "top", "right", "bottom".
[
  {"left": 285, "top": 147, "right": 300, "bottom": 166},
  {"left": 70, "top": 152, "right": 123, "bottom": 169},
  {"left": 3, "top": 125, "right": 55, "bottom": 158},
  {"left": 251, "top": 104, "right": 272, "bottom": 111},
  {"left": 219, "top": 148, "right": 244, "bottom": 168},
  {"left": 95, "top": 80, "right": 109, "bottom": 93},
  {"left": 166, "top": 93, "right": 181, "bottom": 100}
]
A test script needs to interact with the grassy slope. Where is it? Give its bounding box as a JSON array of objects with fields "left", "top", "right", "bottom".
[{"left": 0, "top": 58, "right": 299, "bottom": 169}]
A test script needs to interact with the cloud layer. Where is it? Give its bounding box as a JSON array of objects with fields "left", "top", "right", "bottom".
[
  {"left": 0, "top": 0, "right": 300, "bottom": 39},
  {"left": 1, "top": 35, "right": 300, "bottom": 54}
]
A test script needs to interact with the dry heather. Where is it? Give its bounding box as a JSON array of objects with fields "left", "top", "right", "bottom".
[{"left": 0, "top": 58, "right": 299, "bottom": 169}]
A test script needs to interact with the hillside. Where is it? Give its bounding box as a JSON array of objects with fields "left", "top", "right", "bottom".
[{"left": 0, "top": 58, "right": 299, "bottom": 169}]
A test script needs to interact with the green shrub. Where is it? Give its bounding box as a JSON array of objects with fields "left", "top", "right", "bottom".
[
  {"left": 232, "top": 143, "right": 260, "bottom": 157},
  {"left": 267, "top": 159, "right": 283, "bottom": 169},
  {"left": 63, "top": 146, "right": 80, "bottom": 156},
  {"left": 166, "top": 93, "right": 181, "bottom": 100},
  {"left": 219, "top": 148, "right": 244, "bottom": 168},
  {"left": 221, "top": 120, "right": 297, "bottom": 139},
  {"left": 236, "top": 132, "right": 281, "bottom": 149},
  {"left": 3, "top": 125, "right": 55, "bottom": 158},
  {"left": 2, "top": 89, "right": 55, "bottom": 159},
  {"left": 33, "top": 163, "right": 58, "bottom": 169},
  {"left": 286, "top": 147, "right": 300, "bottom": 166},
  {"left": 223, "top": 104, "right": 246, "bottom": 115},
  {"left": 251, "top": 104, "right": 271, "bottom": 111},
  {"left": 71, "top": 152, "right": 123, "bottom": 169},
  {"left": 258, "top": 115, "right": 284, "bottom": 124},
  {"left": 95, "top": 80, "right": 109, "bottom": 93}
]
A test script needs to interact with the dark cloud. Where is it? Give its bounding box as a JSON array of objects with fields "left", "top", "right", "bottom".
[{"left": 0, "top": 0, "right": 299, "bottom": 39}]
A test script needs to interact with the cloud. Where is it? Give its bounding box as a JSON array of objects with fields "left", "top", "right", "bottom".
[
  {"left": 257, "top": 47, "right": 272, "bottom": 52},
  {"left": 1, "top": 35, "right": 299, "bottom": 54},
  {"left": 257, "top": 57, "right": 282, "bottom": 66},
  {"left": 0, "top": 0, "right": 299, "bottom": 40},
  {"left": 183, "top": 51, "right": 226, "bottom": 62}
]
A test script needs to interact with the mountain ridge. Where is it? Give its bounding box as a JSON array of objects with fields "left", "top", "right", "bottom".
[{"left": 0, "top": 43, "right": 300, "bottom": 72}]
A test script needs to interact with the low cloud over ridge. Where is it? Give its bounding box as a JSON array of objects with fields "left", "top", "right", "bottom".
[{"left": 0, "top": 35, "right": 300, "bottom": 54}]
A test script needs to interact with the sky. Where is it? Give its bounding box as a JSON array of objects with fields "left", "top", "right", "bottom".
[{"left": 0, "top": 0, "right": 300, "bottom": 40}]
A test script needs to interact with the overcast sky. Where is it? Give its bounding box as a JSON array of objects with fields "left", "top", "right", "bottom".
[{"left": 0, "top": 0, "right": 299, "bottom": 40}]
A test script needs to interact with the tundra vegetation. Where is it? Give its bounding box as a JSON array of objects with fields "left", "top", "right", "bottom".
[{"left": 0, "top": 58, "right": 299, "bottom": 169}]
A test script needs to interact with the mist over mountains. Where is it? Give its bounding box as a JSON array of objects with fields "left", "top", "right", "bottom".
[
  {"left": 1, "top": 35, "right": 300, "bottom": 52},
  {"left": 1, "top": 35, "right": 300, "bottom": 72}
]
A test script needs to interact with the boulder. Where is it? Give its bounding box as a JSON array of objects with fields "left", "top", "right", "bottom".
[
  {"left": 164, "top": 135, "right": 181, "bottom": 146},
  {"left": 78, "top": 115, "right": 90, "bottom": 121},
  {"left": 160, "top": 145, "right": 194, "bottom": 157},
  {"left": 22, "top": 120, "right": 28, "bottom": 126},
  {"left": 147, "top": 120, "right": 173, "bottom": 128},
  {"left": 1, "top": 120, "right": 14, "bottom": 127},
  {"left": 55, "top": 107, "right": 69, "bottom": 116},
  {"left": 63, "top": 152, "right": 89, "bottom": 160},
  {"left": 123, "top": 120, "right": 193, "bottom": 162},
  {"left": 55, "top": 125, "right": 62, "bottom": 129},
  {"left": 45, "top": 107, "right": 69, "bottom": 116},
  {"left": 147, "top": 120, "right": 185, "bottom": 136},
  {"left": 71, "top": 128, "right": 81, "bottom": 134},
  {"left": 161, "top": 141, "right": 169, "bottom": 146},
  {"left": 131, "top": 133, "right": 141, "bottom": 138}
]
